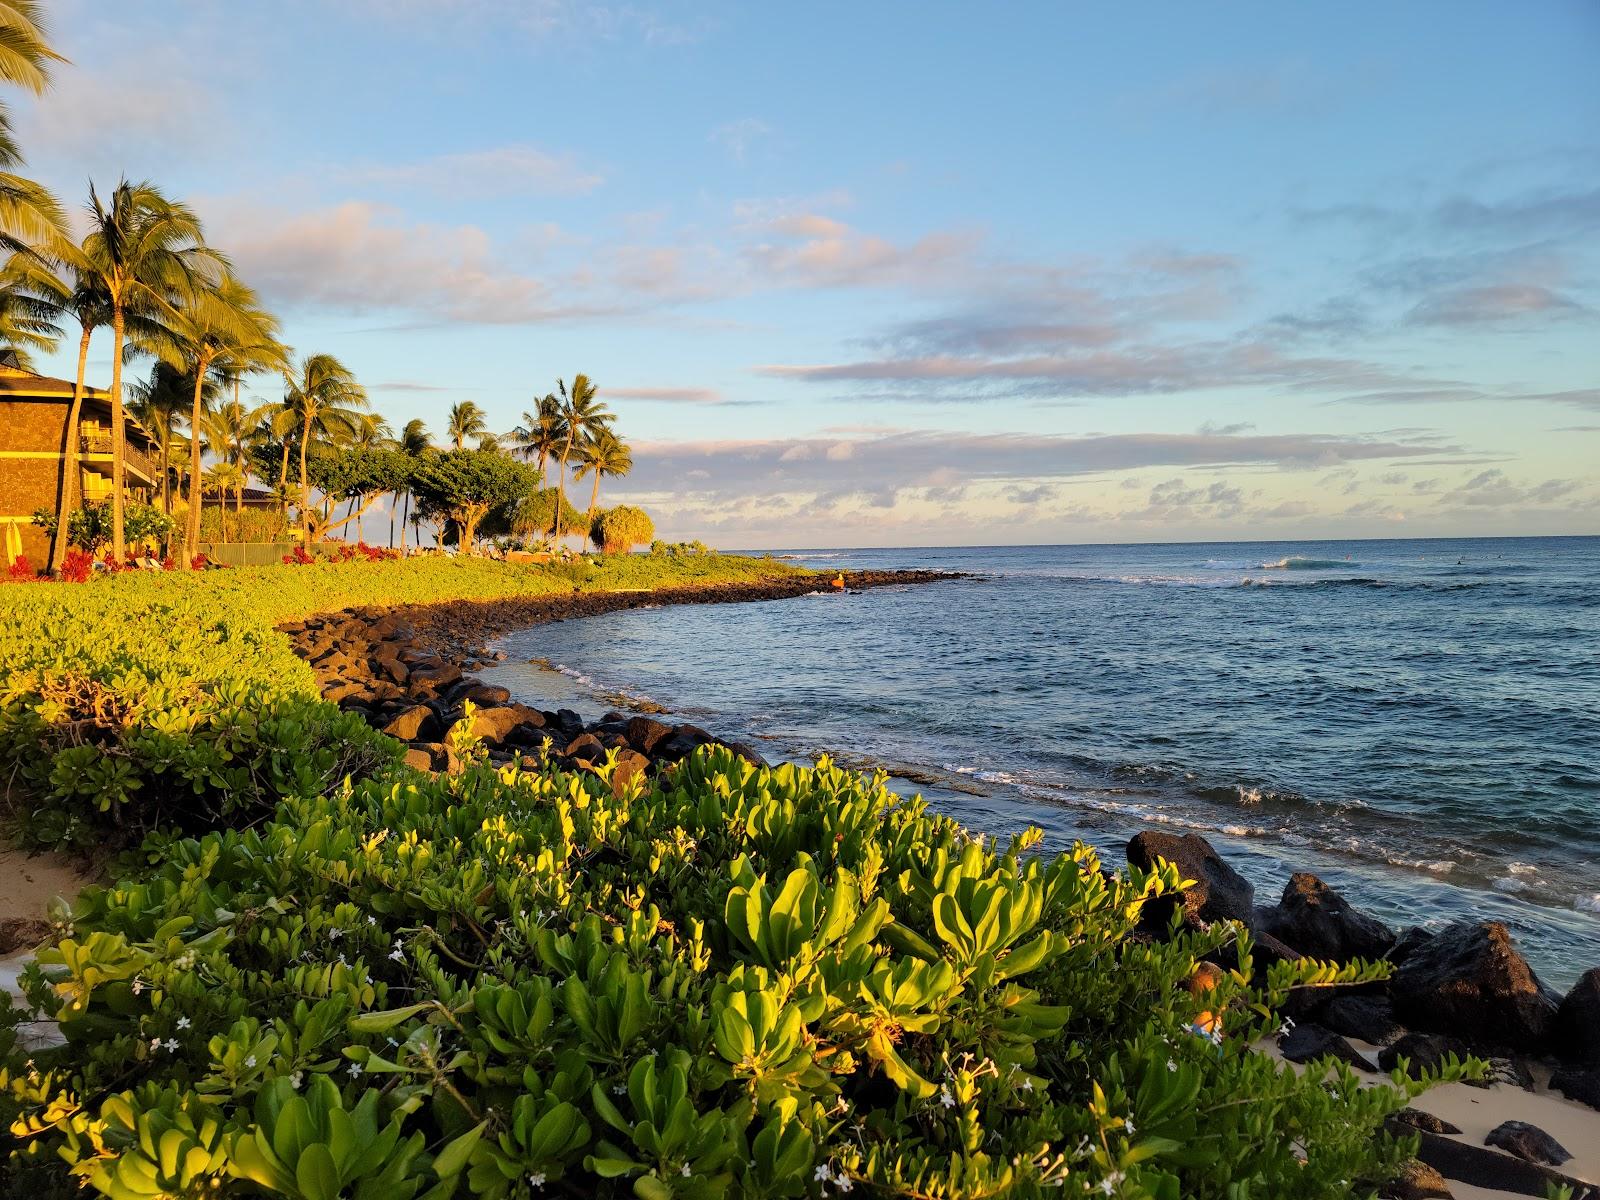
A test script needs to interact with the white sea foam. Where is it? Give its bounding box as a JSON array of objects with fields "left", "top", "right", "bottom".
[
  {"left": 1506, "top": 861, "right": 1539, "bottom": 876},
  {"left": 1576, "top": 895, "right": 1600, "bottom": 914}
]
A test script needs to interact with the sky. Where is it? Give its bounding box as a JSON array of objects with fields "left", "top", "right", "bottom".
[{"left": 14, "top": 0, "right": 1600, "bottom": 548}]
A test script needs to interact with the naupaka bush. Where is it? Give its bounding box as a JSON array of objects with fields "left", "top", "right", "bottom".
[
  {"left": 1, "top": 748, "right": 1449, "bottom": 1199},
  {"left": 0, "top": 554, "right": 799, "bottom": 847}
]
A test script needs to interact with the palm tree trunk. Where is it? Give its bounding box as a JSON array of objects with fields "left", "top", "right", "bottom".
[
  {"left": 185, "top": 363, "right": 207, "bottom": 567},
  {"left": 299, "top": 414, "right": 312, "bottom": 547},
  {"left": 389, "top": 495, "right": 396, "bottom": 548},
  {"left": 401, "top": 492, "right": 410, "bottom": 550},
  {"left": 588, "top": 471, "right": 601, "bottom": 520},
  {"left": 552, "top": 433, "right": 574, "bottom": 541},
  {"left": 49, "top": 326, "right": 93, "bottom": 573},
  {"left": 110, "top": 309, "right": 127, "bottom": 563}
]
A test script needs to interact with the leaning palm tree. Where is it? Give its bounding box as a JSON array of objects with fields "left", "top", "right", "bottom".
[
  {"left": 75, "top": 180, "right": 221, "bottom": 561},
  {"left": 147, "top": 272, "right": 283, "bottom": 564},
  {"left": 282, "top": 353, "right": 368, "bottom": 546},
  {"left": 551, "top": 375, "right": 610, "bottom": 541},
  {"left": 0, "top": 2, "right": 66, "bottom": 258},
  {"left": 573, "top": 427, "right": 633, "bottom": 523},
  {"left": 446, "top": 400, "right": 490, "bottom": 450},
  {"left": 509, "top": 392, "right": 565, "bottom": 477}
]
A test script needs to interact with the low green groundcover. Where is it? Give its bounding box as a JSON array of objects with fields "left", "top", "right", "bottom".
[{"left": 1, "top": 747, "right": 1448, "bottom": 1199}]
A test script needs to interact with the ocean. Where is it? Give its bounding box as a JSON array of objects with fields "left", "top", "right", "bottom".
[{"left": 479, "top": 536, "right": 1600, "bottom": 988}]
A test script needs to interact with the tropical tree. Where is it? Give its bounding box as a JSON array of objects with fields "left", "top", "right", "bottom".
[
  {"left": 129, "top": 361, "right": 215, "bottom": 519},
  {"left": 393, "top": 418, "right": 429, "bottom": 549},
  {"left": 551, "top": 374, "right": 610, "bottom": 541},
  {"left": 590, "top": 504, "right": 655, "bottom": 554},
  {"left": 510, "top": 392, "right": 565, "bottom": 476},
  {"left": 150, "top": 273, "right": 283, "bottom": 564},
  {"left": 0, "top": 257, "right": 60, "bottom": 368},
  {"left": 203, "top": 396, "right": 267, "bottom": 514},
  {"left": 74, "top": 180, "right": 221, "bottom": 561},
  {"left": 202, "top": 461, "right": 246, "bottom": 542},
  {"left": 2, "top": 252, "right": 107, "bottom": 571},
  {"left": 446, "top": 400, "right": 490, "bottom": 450},
  {"left": 574, "top": 427, "right": 633, "bottom": 523},
  {"left": 0, "top": 1, "right": 66, "bottom": 258},
  {"left": 411, "top": 449, "right": 538, "bottom": 552},
  {"left": 281, "top": 353, "right": 369, "bottom": 546}
]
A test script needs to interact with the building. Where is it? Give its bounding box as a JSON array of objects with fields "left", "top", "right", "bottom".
[{"left": 0, "top": 356, "right": 162, "bottom": 564}]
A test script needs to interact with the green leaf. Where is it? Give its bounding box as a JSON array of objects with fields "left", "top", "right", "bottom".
[
  {"left": 294, "top": 1143, "right": 342, "bottom": 1200},
  {"left": 432, "top": 1119, "right": 489, "bottom": 1178},
  {"left": 349, "top": 1002, "right": 432, "bottom": 1033}
]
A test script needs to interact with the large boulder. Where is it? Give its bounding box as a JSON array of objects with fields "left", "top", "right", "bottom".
[
  {"left": 1484, "top": 1121, "right": 1571, "bottom": 1167},
  {"left": 1278, "top": 1023, "right": 1376, "bottom": 1071},
  {"left": 1378, "top": 1159, "right": 1452, "bottom": 1200},
  {"left": 1125, "top": 831, "right": 1254, "bottom": 929},
  {"left": 1389, "top": 921, "right": 1559, "bottom": 1053},
  {"left": 1378, "top": 1032, "right": 1472, "bottom": 1080},
  {"left": 469, "top": 704, "right": 547, "bottom": 748},
  {"left": 1256, "top": 873, "right": 1396, "bottom": 962},
  {"left": 381, "top": 704, "right": 439, "bottom": 742},
  {"left": 1554, "top": 967, "right": 1600, "bottom": 1065},
  {"left": 1550, "top": 1064, "right": 1600, "bottom": 1112},
  {"left": 623, "top": 716, "right": 673, "bottom": 755},
  {"left": 1319, "top": 994, "right": 1405, "bottom": 1045}
]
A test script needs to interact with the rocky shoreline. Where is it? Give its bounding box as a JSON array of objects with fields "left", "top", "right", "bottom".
[
  {"left": 1135, "top": 830, "right": 1600, "bottom": 1197},
  {"left": 279, "top": 568, "right": 958, "bottom": 779},
  {"left": 281, "top": 567, "right": 1598, "bottom": 1198}
]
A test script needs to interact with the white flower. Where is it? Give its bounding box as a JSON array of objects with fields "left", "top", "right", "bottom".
[
  {"left": 348, "top": 1062, "right": 363, "bottom": 1077},
  {"left": 149, "top": 1038, "right": 161, "bottom": 1050},
  {"left": 680, "top": 1164, "right": 692, "bottom": 1177},
  {"left": 1099, "top": 1170, "right": 1125, "bottom": 1195},
  {"left": 612, "top": 1084, "right": 626, "bottom": 1095},
  {"left": 289, "top": 1072, "right": 304, "bottom": 1089},
  {"left": 366, "top": 916, "right": 378, "bottom": 927},
  {"left": 1166, "top": 1058, "right": 1177, "bottom": 1072},
  {"left": 1020, "top": 1077, "right": 1034, "bottom": 1092},
  {"left": 164, "top": 1038, "right": 180, "bottom": 1053},
  {"left": 527, "top": 1172, "right": 546, "bottom": 1189},
  {"left": 939, "top": 1086, "right": 956, "bottom": 1109},
  {"left": 834, "top": 1170, "right": 854, "bottom": 1194},
  {"left": 131, "top": 979, "right": 145, "bottom": 996},
  {"left": 245, "top": 1055, "right": 257, "bottom": 1068},
  {"left": 328, "top": 928, "right": 343, "bottom": 941},
  {"left": 389, "top": 949, "right": 405, "bottom": 962},
  {"left": 814, "top": 1166, "right": 832, "bottom": 1182},
  {"left": 1123, "top": 1117, "right": 1135, "bottom": 1135},
  {"left": 176, "top": 1017, "right": 191, "bottom": 1030}
]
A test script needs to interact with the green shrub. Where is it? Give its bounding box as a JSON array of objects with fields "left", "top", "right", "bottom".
[
  {"left": 31, "top": 503, "right": 175, "bottom": 555},
  {"left": 0, "top": 555, "right": 802, "bottom": 848},
  {"left": 0, "top": 748, "right": 1448, "bottom": 1198}
]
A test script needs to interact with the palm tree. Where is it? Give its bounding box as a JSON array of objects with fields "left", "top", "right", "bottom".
[
  {"left": 76, "top": 181, "right": 221, "bottom": 561},
  {"left": 149, "top": 272, "right": 282, "bottom": 564},
  {"left": 574, "top": 427, "right": 633, "bottom": 523},
  {"left": 282, "top": 353, "right": 368, "bottom": 546},
  {"left": 130, "top": 361, "right": 215, "bottom": 520},
  {"left": 0, "top": 258, "right": 60, "bottom": 368},
  {"left": 395, "top": 417, "right": 429, "bottom": 549},
  {"left": 446, "top": 400, "right": 490, "bottom": 450},
  {"left": 551, "top": 374, "right": 610, "bottom": 541},
  {"left": 510, "top": 392, "right": 565, "bottom": 477},
  {"left": 203, "top": 396, "right": 267, "bottom": 516},
  {"left": 0, "top": 2, "right": 67, "bottom": 258},
  {"left": 202, "top": 461, "right": 246, "bottom": 542}
]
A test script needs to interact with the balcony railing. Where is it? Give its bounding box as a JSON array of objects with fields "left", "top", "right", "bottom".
[
  {"left": 79, "top": 430, "right": 160, "bottom": 486},
  {"left": 80, "top": 430, "right": 113, "bottom": 455}
]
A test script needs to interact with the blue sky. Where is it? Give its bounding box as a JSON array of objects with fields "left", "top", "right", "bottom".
[{"left": 17, "top": 0, "right": 1600, "bottom": 546}]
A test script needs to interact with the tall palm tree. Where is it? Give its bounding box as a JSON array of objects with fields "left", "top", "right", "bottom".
[
  {"left": 510, "top": 392, "right": 565, "bottom": 477},
  {"left": 282, "top": 353, "right": 368, "bottom": 546},
  {"left": 574, "top": 427, "right": 633, "bottom": 523},
  {"left": 0, "top": 2, "right": 66, "bottom": 258},
  {"left": 75, "top": 181, "right": 220, "bottom": 561},
  {"left": 446, "top": 400, "right": 490, "bottom": 450},
  {"left": 150, "top": 272, "right": 282, "bottom": 564},
  {"left": 130, "top": 361, "right": 215, "bottom": 519},
  {"left": 203, "top": 396, "right": 267, "bottom": 515},
  {"left": 551, "top": 374, "right": 610, "bottom": 541},
  {"left": 395, "top": 417, "right": 429, "bottom": 549},
  {"left": 4, "top": 252, "right": 103, "bottom": 570}
]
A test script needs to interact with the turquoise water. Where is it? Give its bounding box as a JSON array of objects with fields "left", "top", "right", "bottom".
[{"left": 481, "top": 536, "right": 1600, "bottom": 986}]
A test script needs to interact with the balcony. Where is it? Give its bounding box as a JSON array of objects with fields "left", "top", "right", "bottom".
[{"left": 79, "top": 429, "right": 160, "bottom": 486}]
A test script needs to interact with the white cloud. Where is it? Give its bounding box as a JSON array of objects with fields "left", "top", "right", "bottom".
[{"left": 346, "top": 145, "right": 603, "bottom": 198}]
